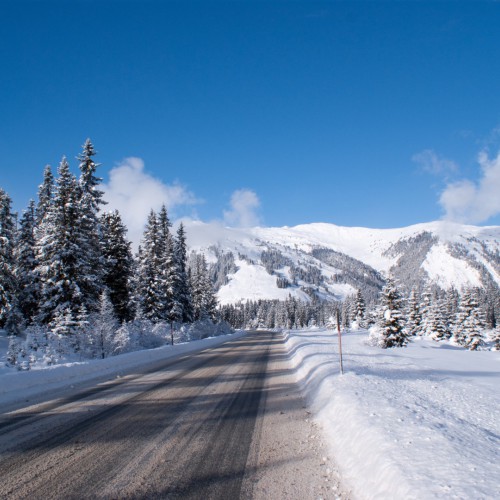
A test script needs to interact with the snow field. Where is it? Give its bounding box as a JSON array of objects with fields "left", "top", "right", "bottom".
[
  {"left": 217, "top": 259, "right": 311, "bottom": 305},
  {"left": 422, "top": 243, "right": 482, "bottom": 290},
  {"left": 285, "top": 328, "right": 500, "bottom": 500}
]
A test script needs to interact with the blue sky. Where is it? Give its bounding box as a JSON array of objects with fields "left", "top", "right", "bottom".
[{"left": 1, "top": 0, "right": 500, "bottom": 237}]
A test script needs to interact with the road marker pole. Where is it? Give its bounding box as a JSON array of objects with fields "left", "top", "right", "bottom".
[{"left": 336, "top": 311, "right": 344, "bottom": 375}]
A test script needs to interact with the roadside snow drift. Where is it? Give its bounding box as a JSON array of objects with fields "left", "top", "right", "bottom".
[
  {"left": 285, "top": 328, "right": 500, "bottom": 500},
  {"left": 0, "top": 331, "right": 245, "bottom": 409}
]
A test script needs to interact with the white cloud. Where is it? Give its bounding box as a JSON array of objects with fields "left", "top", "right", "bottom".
[
  {"left": 102, "top": 157, "right": 199, "bottom": 246},
  {"left": 439, "top": 149, "right": 500, "bottom": 224},
  {"left": 412, "top": 149, "right": 458, "bottom": 175},
  {"left": 223, "top": 189, "right": 261, "bottom": 228}
]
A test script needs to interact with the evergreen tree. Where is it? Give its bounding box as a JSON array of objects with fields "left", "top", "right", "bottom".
[
  {"left": 100, "top": 210, "right": 133, "bottom": 322},
  {"left": 136, "top": 210, "right": 163, "bottom": 321},
  {"left": 15, "top": 200, "right": 40, "bottom": 323},
  {"left": 51, "top": 307, "right": 79, "bottom": 336},
  {"left": 427, "top": 299, "right": 449, "bottom": 341},
  {"left": 265, "top": 303, "right": 276, "bottom": 328},
  {"left": 0, "top": 188, "right": 17, "bottom": 329},
  {"left": 444, "top": 287, "right": 460, "bottom": 336},
  {"left": 36, "top": 158, "right": 85, "bottom": 325},
  {"left": 377, "top": 278, "right": 409, "bottom": 348},
  {"left": 157, "top": 205, "right": 177, "bottom": 322},
  {"left": 36, "top": 165, "right": 54, "bottom": 224},
  {"left": 354, "top": 289, "right": 366, "bottom": 328},
  {"left": 285, "top": 295, "right": 298, "bottom": 329},
  {"left": 454, "top": 289, "right": 485, "bottom": 350},
  {"left": 446, "top": 287, "right": 460, "bottom": 317},
  {"left": 174, "top": 223, "right": 193, "bottom": 323},
  {"left": 189, "top": 252, "right": 217, "bottom": 321},
  {"left": 165, "top": 233, "right": 183, "bottom": 324},
  {"left": 77, "top": 139, "right": 106, "bottom": 212},
  {"left": 275, "top": 300, "right": 288, "bottom": 328},
  {"left": 418, "top": 286, "right": 433, "bottom": 336},
  {"left": 341, "top": 295, "right": 353, "bottom": 329},
  {"left": 76, "top": 139, "right": 105, "bottom": 310},
  {"left": 491, "top": 325, "right": 500, "bottom": 351},
  {"left": 3, "top": 299, "right": 24, "bottom": 336},
  {"left": 405, "top": 288, "right": 422, "bottom": 336}
]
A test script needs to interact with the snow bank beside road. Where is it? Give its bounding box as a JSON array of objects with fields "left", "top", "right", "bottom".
[
  {"left": 0, "top": 331, "right": 246, "bottom": 409},
  {"left": 285, "top": 328, "right": 500, "bottom": 500}
]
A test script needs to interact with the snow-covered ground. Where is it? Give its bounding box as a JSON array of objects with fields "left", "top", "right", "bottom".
[
  {"left": 286, "top": 328, "right": 500, "bottom": 499},
  {"left": 217, "top": 259, "right": 312, "bottom": 305},
  {"left": 0, "top": 331, "right": 245, "bottom": 410}
]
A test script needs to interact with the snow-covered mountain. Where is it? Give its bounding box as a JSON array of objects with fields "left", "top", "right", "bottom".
[{"left": 183, "top": 220, "right": 500, "bottom": 305}]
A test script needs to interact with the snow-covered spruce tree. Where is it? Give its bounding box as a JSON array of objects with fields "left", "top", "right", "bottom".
[
  {"left": 188, "top": 252, "right": 218, "bottom": 321},
  {"left": 427, "top": 298, "right": 450, "bottom": 341},
  {"left": 3, "top": 298, "right": 24, "bottom": 337},
  {"left": 100, "top": 210, "right": 133, "bottom": 322},
  {"left": 136, "top": 210, "right": 163, "bottom": 321},
  {"left": 376, "top": 278, "right": 409, "bottom": 348},
  {"left": 0, "top": 188, "right": 17, "bottom": 330},
  {"left": 257, "top": 300, "right": 268, "bottom": 328},
  {"left": 36, "top": 165, "right": 54, "bottom": 225},
  {"left": 285, "top": 295, "right": 298, "bottom": 329},
  {"left": 275, "top": 300, "right": 288, "bottom": 328},
  {"left": 454, "top": 288, "right": 485, "bottom": 350},
  {"left": 15, "top": 200, "right": 40, "bottom": 324},
  {"left": 174, "top": 223, "right": 193, "bottom": 323},
  {"left": 353, "top": 289, "right": 366, "bottom": 329},
  {"left": 491, "top": 325, "right": 500, "bottom": 351},
  {"left": 444, "top": 287, "right": 460, "bottom": 336},
  {"left": 77, "top": 139, "right": 106, "bottom": 213},
  {"left": 341, "top": 295, "right": 354, "bottom": 329},
  {"left": 76, "top": 139, "right": 105, "bottom": 311},
  {"left": 445, "top": 287, "right": 460, "bottom": 317},
  {"left": 166, "top": 234, "right": 183, "bottom": 326},
  {"left": 36, "top": 158, "right": 85, "bottom": 326},
  {"left": 157, "top": 205, "right": 181, "bottom": 324},
  {"left": 265, "top": 303, "right": 276, "bottom": 328},
  {"left": 51, "top": 307, "right": 79, "bottom": 336},
  {"left": 405, "top": 288, "right": 421, "bottom": 336},
  {"left": 417, "top": 286, "right": 433, "bottom": 336}
]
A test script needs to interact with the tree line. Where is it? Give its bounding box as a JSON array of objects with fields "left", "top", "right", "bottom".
[
  {"left": 220, "top": 282, "right": 500, "bottom": 351},
  {"left": 0, "top": 140, "right": 219, "bottom": 367}
]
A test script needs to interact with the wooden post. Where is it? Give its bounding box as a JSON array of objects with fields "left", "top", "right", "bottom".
[{"left": 336, "top": 310, "right": 344, "bottom": 375}]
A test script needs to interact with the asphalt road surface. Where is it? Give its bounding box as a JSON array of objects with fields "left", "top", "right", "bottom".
[{"left": 0, "top": 331, "right": 347, "bottom": 499}]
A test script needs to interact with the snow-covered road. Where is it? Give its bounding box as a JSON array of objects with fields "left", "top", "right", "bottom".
[{"left": 0, "top": 331, "right": 347, "bottom": 499}]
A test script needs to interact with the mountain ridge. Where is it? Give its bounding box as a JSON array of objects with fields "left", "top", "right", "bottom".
[{"left": 183, "top": 220, "right": 500, "bottom": 305}]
